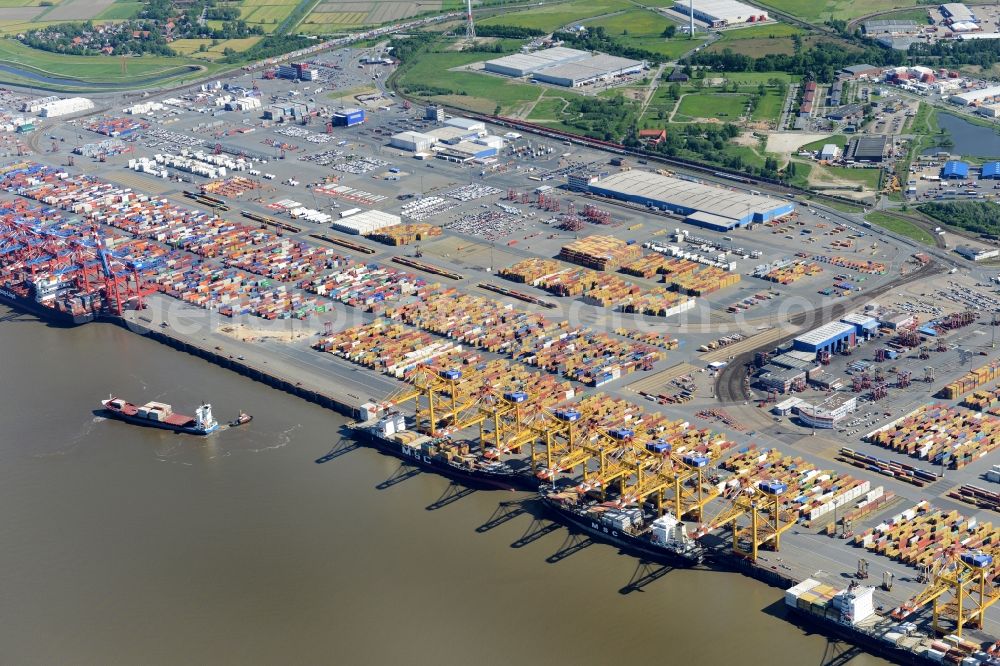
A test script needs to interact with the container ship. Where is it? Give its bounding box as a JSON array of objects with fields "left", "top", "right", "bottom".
[
  {"left": 351, "top": 412, "right": 524, "bottom": 488},
  {"left": 539, "top": 488, "right": 705, "bottom": 566},
  {"left": 101, "top": 397, "right": 220, "bottom": 435},
  {"left": 0, "top": 277, "right": 97, "bottom": 326},
  {"left": 782, "top": 577, "right": 995, "bottom": 665}
]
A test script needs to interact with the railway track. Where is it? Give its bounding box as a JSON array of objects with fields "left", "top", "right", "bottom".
[{"left": 715, "top": 259, "right": 944, "bottom": 404}]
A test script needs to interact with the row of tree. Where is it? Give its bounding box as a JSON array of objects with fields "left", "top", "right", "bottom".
[{"left": 917, "top": 201, "right": 1000, "bottom": 236}]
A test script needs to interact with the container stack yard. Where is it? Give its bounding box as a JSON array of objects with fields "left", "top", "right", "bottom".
[
  {"left": 557, "top": 235, "right": 642, "bottom": 271},
  {"left": 3, "top": 52, "right": 1000, "bottom": 663}
]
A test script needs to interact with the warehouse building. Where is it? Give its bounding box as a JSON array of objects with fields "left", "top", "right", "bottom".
[
  {"left": 435, "top": 141, "right": 498, "bottom": 163},
  {"left": 862, "top": 19, "right": 920, "bottom": 35},
  {"left": 877, "top": 310, "right": 916, "bottom": 330},
  {"left": 792, "top": 321, "right": 856, "bottom": 356},
  {"left": 672, "top": 0, "right": 768, "bottom": 26},
  {"left": 847, "top": 136, "right": 888, "bottom": 162},
  {"left": 332, "top": 108, "right": 365, "bottom": 127},
  {"left": 797, "top": 394, "right": 858, "bottom": 429},
  {"left": 444, "top": 117, "right": 486, "bottom": 133},
  {"left": 841, "top": 312, "right": 880, "bottom": 340},
  {"left": 949, "top": 86, "right": 1000, "bottom": 105},
  {"left": 531, "top": 54, "right": 646, "bottom": 88},
  {"left": 390, "top": 130, "right": 436, "bottom": 153},
  {"left": 758, "top": 366, "right": 807, "bottom": 394},
  {"left": 955, "top": 244, "right": 1000, "bottom": 261},
  {"left": 38, "top": 97, "right": 94, "bottom": 118},
  {"left": 940, "top": 2, "right": 976, "bottom": 23},
  {"left": 981, "top": 161, "right": 1000, "bottom": 179},
  {"left": 941, "top": 160, "right": 970, "bottom": 179},
  {"left": 588, "top": 171, "right": 794, "bottom": 230},
  {"left": 331, "top": 210, "right": 401, "bottom": 236},
  {"left": 484, "top": 47, "right": 589, "bottom": 77}
]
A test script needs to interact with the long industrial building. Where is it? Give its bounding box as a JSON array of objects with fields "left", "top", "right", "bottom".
[
  {"left": 588, "top": 171, "right": 794, "bottom": 230},
  {"left": 484, "top": 47, "right": 590, "bottom": 77},
  {"left": 949, "top": 85, "right": 1000, "bottom": 106},
  {"left": 532, "top": 54, "right": 646, "bottom": 87},
  {"left": 672, "top": 0, "right": 768, "bottom": 26},
  {"left": 484, "top": 47, "right": 645, "bottom": 88}
]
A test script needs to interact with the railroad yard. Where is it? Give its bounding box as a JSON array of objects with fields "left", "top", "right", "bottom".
[{"left": 3, "top": 40, "right": 1000, "bottom": 664}]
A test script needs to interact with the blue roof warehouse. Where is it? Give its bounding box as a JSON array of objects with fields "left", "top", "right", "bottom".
[{"left": 941, "top": 160, "right": 969, "bottom": 179}]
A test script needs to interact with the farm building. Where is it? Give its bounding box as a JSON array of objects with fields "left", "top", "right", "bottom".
[
  {"left": 941, "top": 160, "right": 970, "bottom": 179},
  {"left": 588, "top": 171, "right": 794, "bottom": 230},
  {"left": 672, "top": 0, "right": 767, "bottom": 26},
  {"left": 484, "top": 47, "right": 590, "bottom": 77},
  {"left": 792, "top": 321, "right": 856, "bottom": 356}
]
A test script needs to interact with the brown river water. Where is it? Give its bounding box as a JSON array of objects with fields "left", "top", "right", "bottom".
[{"left": 0, "top": 307, "right": 888, "bottom": 665}]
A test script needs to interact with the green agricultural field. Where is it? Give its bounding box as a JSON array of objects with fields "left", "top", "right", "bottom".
[
  {"left": 865, "top": 211, "right": 936, "bottom": 245},
  {"left": 0, "top": 38, "right": 217, "bottom": 89},
  {"left": 754, "top": 0, "right": 921, "bottom": 22},
  {"left": 675, "top": 92, "right": 749, "bottom": 121},
  {"left": 799, "top": 135, "right": 848, "bottom": 152},
  {"left": 95, "top": 1, "right": 142, "bottom": 20},
  {"left": 479, "top": 0, "right": 633, "bottom": 33},
  {"left": 171, "top": 36, "right": 262, "bottom": 60}
]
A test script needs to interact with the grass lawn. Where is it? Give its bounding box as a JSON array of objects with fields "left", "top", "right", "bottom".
[
  {"left": 751, "top": 91, "right": 783, "bottom": 123},
  {"left": 716, "top": 23, "right": 806, "bottom": 40},
  {"left": 394, "top": 50, "right": 541, "bottom": 115},
  {"left": 479, "top": 0, "right": 633, "bottom": 32},
  {"left": 704, "top": 71, "right": 799, "bottom": 85},
  {"left": 809, "top": 196, "right": 864, "bottom": 213},
  {"left": 824, "top": 165, "right": 882, "bottom": 189},
  {"left": 675, "top": 92, "right": 749, "bottom": 121},
  {"left": 753, "top": 0, "right": 921, "bottom": 22},
  {"left": 706, "top": 35, "right": 796, "bottom": 57},
  {"left": 786, "top": 160, "right": 812, "bottom": 188},
  {"left": 799, "top": 134, "right": 848, "bottom": 152},
  {"left": 906, "top": 101, "right": 937, "bottom": 135},
  {"left": 578, "top": 8, "right": 709, "bottom": 58},
  {"left": 865, "top": 211, "right": 936, "bottom": 245},
  {"left": 0, "top": 38, "right": 212, "bottom": 88},
  {"left": 527, "top": 96, "right": 572, "bottom": 120}
]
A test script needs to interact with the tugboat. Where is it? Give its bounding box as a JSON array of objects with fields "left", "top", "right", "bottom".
[
  {"left": 539, "top": 487, "right": 706, "bottom": 566},
  {"left": 101, "top": 396, "right": 220, "bottom": 436},
  {"left": 229, "top": 411, "right": 253, "bottom": 427}
]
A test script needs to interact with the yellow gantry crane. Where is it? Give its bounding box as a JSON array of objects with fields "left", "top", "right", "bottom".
[
  {"left": 893, "top": 550, "right": 1000, "bottom": 637},
  {"left": 695, "top": 478, "right": 795, "bottom": 561}
]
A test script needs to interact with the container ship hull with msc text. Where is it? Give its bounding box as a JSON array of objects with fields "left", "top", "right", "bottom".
[
  {"left": 540, "top": 490, "right": 705, "bottom": 566},
  {"left": 352, "top": 412, "right": 525, "bottom": 489}
]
